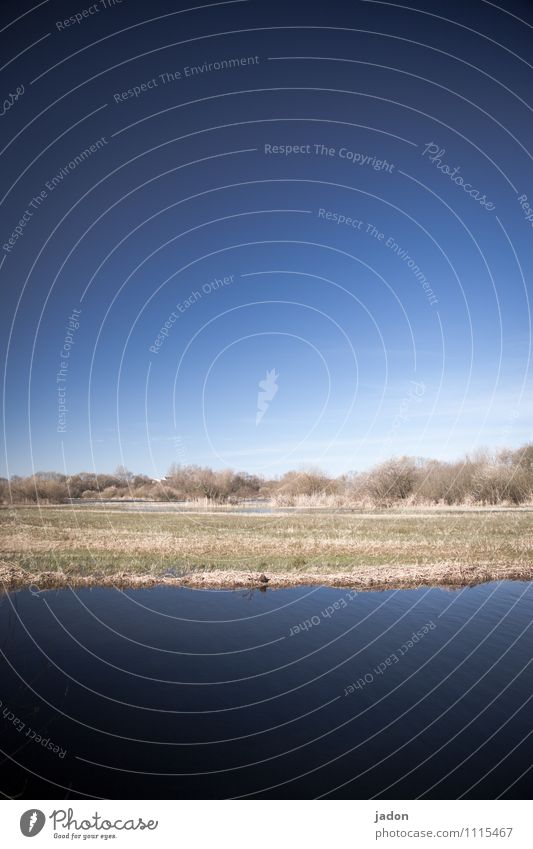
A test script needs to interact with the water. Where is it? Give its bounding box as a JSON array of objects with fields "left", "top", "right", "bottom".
[
  {"left": 66, "top": 500, "right": 278, "bottom": 514},
  {"left": 0, "top": 581, "right": 531, "bottom": 799}
]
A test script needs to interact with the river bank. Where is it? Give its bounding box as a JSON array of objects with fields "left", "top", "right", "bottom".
[{"left": 0, "top": 561, "right": 531, "bottom": 591}]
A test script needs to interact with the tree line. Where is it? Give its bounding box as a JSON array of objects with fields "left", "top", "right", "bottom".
[{"left": 2, "top": 444, "right": 533, "bottom": 507}]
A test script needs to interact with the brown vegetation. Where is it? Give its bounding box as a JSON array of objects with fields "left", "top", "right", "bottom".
[
  {"left": 2, "top": 502, "right": 533, "bottom": 590},
  {"left": 2, "top": 444, "right": 533, "bottom": 507},
  {"left": 1, "top": 561, "right": 529, "bottom": 592}
]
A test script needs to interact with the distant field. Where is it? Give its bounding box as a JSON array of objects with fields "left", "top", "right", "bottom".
[{"left": 1, "top": 504, "right": 532, "bottom": 589}]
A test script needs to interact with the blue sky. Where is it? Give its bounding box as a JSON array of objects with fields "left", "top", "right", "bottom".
[{"left": 1, "top": 0, "right": 532, "bottom": 477}]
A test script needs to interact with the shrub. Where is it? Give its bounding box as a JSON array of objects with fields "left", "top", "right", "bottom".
[{"left": 4, "top": 443, "right": 533, "bottom": 506}]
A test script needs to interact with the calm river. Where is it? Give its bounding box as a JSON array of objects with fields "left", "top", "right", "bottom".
[{"left": 0, "top": 581, "right": 531, "bottom": 798}]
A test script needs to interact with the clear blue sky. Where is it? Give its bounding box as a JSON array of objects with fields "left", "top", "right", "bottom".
[{"left": 1, "top": 0, "right": 532, "bottom": 478}]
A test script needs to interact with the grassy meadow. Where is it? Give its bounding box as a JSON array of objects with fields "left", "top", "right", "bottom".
[{"left": 0, "top": 504, "right": 532, "bottom": 590}]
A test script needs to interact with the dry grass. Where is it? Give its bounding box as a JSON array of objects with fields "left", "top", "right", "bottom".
[{"left": 0, "top": 504, "right": 532, "bottom": 589}]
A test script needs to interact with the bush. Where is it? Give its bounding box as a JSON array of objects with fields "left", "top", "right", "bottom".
[
  {"left": 3, "top": 443, "right": 533, "bottom": 506},
  {"left": 361, "top": 457, "right": 418, "bottom": 506},
  {"left": 273, "top": 468, "right": 336, "bottom": 503}
]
